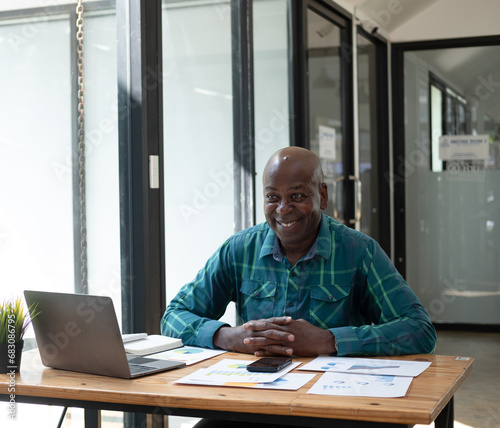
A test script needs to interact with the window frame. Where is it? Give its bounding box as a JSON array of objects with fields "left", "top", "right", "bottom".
[
  {"left": 429, "top": 72, "right": 470, "bottom": 173},
  {"left": 391, "top": 35, "right": 500, "bottom": 277}
]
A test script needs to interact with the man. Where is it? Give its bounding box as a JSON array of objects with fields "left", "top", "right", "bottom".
[{"left": 161, "top": 147, "right": 436, "bottom": 357}]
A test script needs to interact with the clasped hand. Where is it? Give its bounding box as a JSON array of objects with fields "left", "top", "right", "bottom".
[{"left": 213, "top": 316, "right": 336, "bottom": 357}]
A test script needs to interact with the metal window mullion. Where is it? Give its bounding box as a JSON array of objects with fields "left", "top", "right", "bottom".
[
  {"left": 117, "top": 0, "right": 165, "bottom": 335},
  {"left": 143, "top": 0, "right": 166, "bottom": 335},
  {"left": 118, "top": 0, "right": 139, "bottom": 336},
  {"left": 127, "top": 0, "right": 148, "bottom": 334},
  {"left": 287, "top": 0, "right": 308, "bottom": 148},
  {"left": 117, "top": 1, "right": 164, "bottom": 427},
  {"left": 339, "top": 21, "right": 355, "bottom": 227},
  {"left": 231, "top": 0, "right": 256, "bottom": 232},
  {"left": 390, "top": 44, "right": 406, "bottom": 277}
]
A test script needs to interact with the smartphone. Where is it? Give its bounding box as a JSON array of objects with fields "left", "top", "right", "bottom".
[{"left": 246, "top": 357, "right": 292, "bottom": 373}]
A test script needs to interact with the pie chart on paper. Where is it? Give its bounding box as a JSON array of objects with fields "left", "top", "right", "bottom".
[{"left": 174, "top": 348, "right": 204, "bottom": 355}]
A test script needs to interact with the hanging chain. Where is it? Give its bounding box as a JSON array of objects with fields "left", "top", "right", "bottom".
[{"left": 76, "top": 0, "right": 88, "bottom": 294}]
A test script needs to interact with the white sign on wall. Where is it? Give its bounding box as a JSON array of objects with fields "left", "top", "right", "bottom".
[
  {"left": 319, "top": 125, "right": 336, "bottom": 160},
  {"left": 439, "top": 135, "right": 489, "bottom": 160}
]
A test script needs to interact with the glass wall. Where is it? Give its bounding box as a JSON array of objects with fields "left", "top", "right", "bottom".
[
  {"left": 84, "top": 10, "right": 120, "bottom": 318},
  {"left": 404, "top": 47, "right": 500, "bottom": 325},
  {"left": 357, "top": 32, "right": 380, "bottom": 241},
  {"left": 161, "top": 4, "right": 234, "bottom": 425},
  {"left": 162, "top": 0, "right": 234, "bottom": 310},
  {"left": 0, "top": 14, "right": 74, "bottom": 307},
  {"left": 307, "top": 8, "right": 344, "bottom": 221},
  {"left": 0, "top": 4, "right": 121, "bottom": 426},
  {"left": 0, "top": 3, "right": 120, "bottom": 322},
  {"left": 253, "top": 0, "right": 290, "bottom": 223}
]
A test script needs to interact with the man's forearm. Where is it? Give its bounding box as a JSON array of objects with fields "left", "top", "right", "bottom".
[{"left": 213, "top": 325, "right": 233, "bottom": 351}]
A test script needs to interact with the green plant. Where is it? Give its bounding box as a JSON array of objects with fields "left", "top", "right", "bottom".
[{"left": 0, "top": 297, "right": 39, "bottom": 344}]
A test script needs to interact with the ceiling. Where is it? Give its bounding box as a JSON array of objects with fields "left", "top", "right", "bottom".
[
  {"left": 342, "top": 0, "right": 439, "bottom": 34},
  {"left": 341, "top": 0, "right": 500, "bottom": 123},
  {"left": 414, "top": 47, "right": 500, "bottom": 123}
]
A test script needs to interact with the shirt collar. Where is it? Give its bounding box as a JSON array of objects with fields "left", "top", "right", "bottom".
[{"left": 259, "top": 213, "right": 332, "bottom": 261}]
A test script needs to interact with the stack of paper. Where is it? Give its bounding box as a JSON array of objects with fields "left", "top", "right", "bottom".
[
  {"left": 175, "top": 356, "right": 432, "bottom": 397},
  {"left": 123, "top": 334, "right": 183, "bottom": 356},
  {"left": 298, "top": 356, "right": 431, "bottom": 397},
  {"left": 149, "top": 346, "right": 227, "bottom": 365},
  {"left": 175, "top": 359, "right": 315, "bottom": 390}
]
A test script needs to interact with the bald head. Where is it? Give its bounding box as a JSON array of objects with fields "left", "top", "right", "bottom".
[{"left": 263, "top": 147, "right": 324, "bottom": 186}]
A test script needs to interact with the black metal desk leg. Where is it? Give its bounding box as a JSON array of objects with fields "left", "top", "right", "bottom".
[
  {"left": 84, "top": 408, "right": 101, "bottom": 428},
  {"left": 435, "top": 396, "right": 454, "bottom": 428}
]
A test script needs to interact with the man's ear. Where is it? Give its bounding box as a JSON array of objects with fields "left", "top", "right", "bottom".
[{"left": 319, "top": 182, "right": 328, "bottom": 210}]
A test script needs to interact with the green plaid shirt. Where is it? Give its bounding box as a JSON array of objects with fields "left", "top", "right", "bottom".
[{"left": 161, "top": 214, "right": 436, "bottom": 356}]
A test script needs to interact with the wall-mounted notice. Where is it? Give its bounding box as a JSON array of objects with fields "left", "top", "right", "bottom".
[
  {"left": 439, "top": 135, "right": 489, "bottom": 160},
  {"left": 319, "top": 125, "right": 336, "bottom": 160}
]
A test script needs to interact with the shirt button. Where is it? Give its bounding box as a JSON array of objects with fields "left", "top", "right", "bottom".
[
  {"left": 254, "top": 291, "right": 260, "bottom": 297},
  {"left": 291, "top": 271, "right": 296, "bottom": 277},
  {"left": 329, "top": 295, "right": 333, "bottom": 300},
  {"left": 288, "top": 301, "right": 293, "bottom": 307}
]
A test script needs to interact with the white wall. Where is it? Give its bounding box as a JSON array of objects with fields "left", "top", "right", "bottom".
[
  {"left": 390, "top": 0, "right": 500, "bottom": 42},
  {"left": 326, "top": 0, "right": 500, "bottom": 42}
]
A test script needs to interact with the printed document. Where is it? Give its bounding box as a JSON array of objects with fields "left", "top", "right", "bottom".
[
  {"left": 174, "top": 359, "right": 299, "bottom": 385},
  {"left": 299, "top": 356, "right": 431, "bottom": 377},
  {"left": 308, "top": 372, "right": 413, "bottom": 397}
]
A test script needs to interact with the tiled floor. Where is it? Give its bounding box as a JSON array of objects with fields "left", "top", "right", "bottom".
[{"left": 414, "top": 330, "right": 500, "bottom": 428}]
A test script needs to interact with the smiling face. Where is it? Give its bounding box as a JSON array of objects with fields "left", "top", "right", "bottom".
[{"left": 263, "top": 147, "right": 328, "bottom": 260}]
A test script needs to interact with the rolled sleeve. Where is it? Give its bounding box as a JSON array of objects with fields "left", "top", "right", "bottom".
[
  {"left": 161, "top": 241, "right": 234, "bottom": 348},
  {"left": 330, "top": 327, "right": 363, "bottom": 356}
]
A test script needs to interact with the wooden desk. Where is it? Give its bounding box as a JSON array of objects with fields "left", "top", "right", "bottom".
[{"left": 0, "top": 351, "right": 473, "bottom": 428}]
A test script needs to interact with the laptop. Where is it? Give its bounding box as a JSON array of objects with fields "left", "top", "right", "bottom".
[{"left": 24, "top": 290, "right": 185, "bottom": 378}]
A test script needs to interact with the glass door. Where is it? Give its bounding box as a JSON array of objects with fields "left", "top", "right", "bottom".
[
  {"left": 356, "top": 30, "right": 390, "bottom": 249},
  {"left": 305, "top": 4, "right": 389, "bottom": 245},
  {"left": 399, "top": 44, "right": 500, "bottom": 325},
  {"left": 306, "top": 5, "right": 353, "bottom": 224}
]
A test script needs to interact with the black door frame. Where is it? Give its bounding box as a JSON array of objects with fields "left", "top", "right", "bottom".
[
  {"left": 288, "top": 0, "right": 355, "bottom": 226},
  {"left": 391, "top": 34, "right": 500, "bottom": 277}
]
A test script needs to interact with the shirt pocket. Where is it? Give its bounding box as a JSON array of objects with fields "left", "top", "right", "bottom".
[
  {"left": 309, "top": 284, "right": 352, "bottom": 327},
  {"left": 239, "top": 280, "right": 278, "bottom": 322}
]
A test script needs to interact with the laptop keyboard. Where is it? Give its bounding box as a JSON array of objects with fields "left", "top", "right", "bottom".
[{"left": 129, "top": 364, "right": 154, "bottom": 374}]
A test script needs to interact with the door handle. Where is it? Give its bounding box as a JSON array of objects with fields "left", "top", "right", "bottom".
[
  {"left": 349, "top": 175, "right": 362, "bottom": 224},
  {"left": 332, "top": 176, "right": 345, "bottom": 224}
]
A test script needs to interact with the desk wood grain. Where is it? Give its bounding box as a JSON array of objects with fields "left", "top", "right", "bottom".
[{"left": 0, "top": 351, "right": 473, "bottom": 425}]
